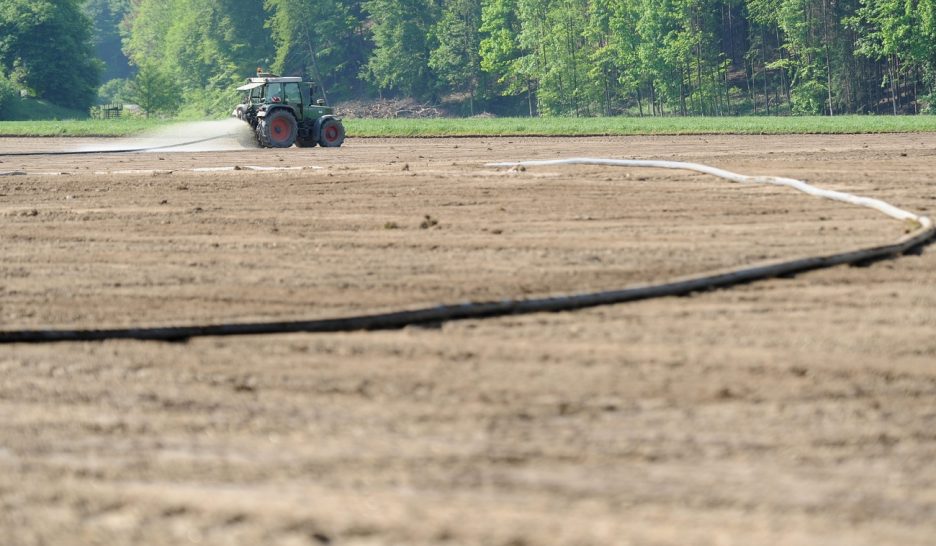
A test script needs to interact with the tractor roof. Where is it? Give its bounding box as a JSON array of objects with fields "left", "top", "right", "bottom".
[
  {"left": 237, "top": 76, "right": 303, "bottom": 91},
  {"left": 237, "top": 77, "right": 304, "bottom": 91}
]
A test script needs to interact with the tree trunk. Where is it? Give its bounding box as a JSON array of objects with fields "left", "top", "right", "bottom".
[
  {"left": 890, "top": 56, "right": 898, "bottom": 115},
  {"left": 650, "top": 81, "right": 656, "bottom": 116},
  {"left": 697, "top": 41, "right": 705, "bottom": 116},
  {"left": 711, "top": 65, "right": 722, "bottom": 115},
  {"left": 761, "top": 28, "right": 769, "bottom": 115},
  {"left": 748, "top": 58, "right": 756, "bottom": 115},
  {"left": 724, "top": 61, "right": 732, "bottom": 115},
  {"left": 776, "top": 25, "right": 789, "bottom": 113},
  {"left": 637, "top": 84, "right": 644, "bottom": 117},
  {"left": 726, "top": 4, "right": 736, "bottom": 64},
  {"left": 303, "top": 25, "right": 328, "bottom": 105},
  {"left": 825, "top": 44, "right": 834, "bottom": 116},
  {"left": 678, "top": 65, "right": 687, "bottom": 115},
  {"left": 687, "top": 64, "right": 697, "bottom": 114}
]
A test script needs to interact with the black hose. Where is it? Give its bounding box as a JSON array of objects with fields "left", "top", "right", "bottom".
[
  {"left": 0, "top": 225, "right": 931, "bottom": 344},
  {"left": 0, "top": 134, "right": 233, "bottom": 157}
]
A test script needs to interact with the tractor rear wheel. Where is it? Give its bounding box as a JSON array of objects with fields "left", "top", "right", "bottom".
[
  {"left": 318, "top": 119, "right": 345, "bottom": 148},
  {"left": 259, "top": 110, "right": 298, "bottom": 148}
]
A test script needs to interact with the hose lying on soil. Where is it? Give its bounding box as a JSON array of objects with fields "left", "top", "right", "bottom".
[
  {"left": 0, "top": 134, "right": 234, "bottom": 157},
  {"left": 1, "top": 158, "right": 932, "bottom": 343}
]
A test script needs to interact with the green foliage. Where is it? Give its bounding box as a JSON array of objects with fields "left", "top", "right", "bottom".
[
  {"left": 127, "top": 63, "right": 176, "bottom": 118},
  {"left": 430, "top": 0, "right": 484, "bottom": 112},
  {"left": 20, "top": 0, "right": 930, "bottom": 119},
  {"left": 479, "top": 0, "right": 525, "bottom": 95},
  {"left": 790, "top": 79, "right": 828, "bottom": 114},
  {"left": 264, "top": 0, "right": 368, "bottom": 98},
  {"left": 98, "top": 78, "right": 132, "bottom": 105},
  {"left": 0, "top": 0, "right": 102, "bottom": 110},
  {"left": 848, "top": 0, "right": 936, "bottom": 112},
  {"left": 0, "top": 70, "right": 16, "bottom": 115},
  {"left": 361, "top": 0, "right": 439, "bottom": 98},
  {"left": 124, "top": 0, "right": 274, "bottom": 117},
  {"left": 920, "top": 94, "right": 936, "bottom": 114}
]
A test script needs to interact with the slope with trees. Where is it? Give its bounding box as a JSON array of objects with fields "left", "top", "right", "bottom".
[{"left": 6, "top": 0, "right": 936, "bottom": 118}]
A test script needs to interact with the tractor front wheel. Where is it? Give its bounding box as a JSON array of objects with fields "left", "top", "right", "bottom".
[
  {"left": 259, "top": 110, "right": 298, "bottom": 148},
  {"left": 318, "top": 119, "right": 345, "bottom": 148}
]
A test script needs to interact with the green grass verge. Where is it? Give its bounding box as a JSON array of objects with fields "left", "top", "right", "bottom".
[
  {"left": 345, "top": 115, "right": 936, "bottom": 137},
  {"left": 2, "top": 97, "right": 89, "bottom": 121},
  {"left": 0, "top": 118, "right": 172, "bottom": 137},
  {"left": 3, "top": 114, "right": 936, "bottom": 138}
]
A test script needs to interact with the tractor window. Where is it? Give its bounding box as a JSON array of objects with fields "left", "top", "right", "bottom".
[
  {"left": 282, "top": 83, "right": 302, "bottom": 105},
  {"left": 309, "top": 84, "right": 320, "bottom": 104}
]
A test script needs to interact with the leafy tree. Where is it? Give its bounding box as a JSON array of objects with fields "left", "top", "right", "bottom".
[
  {"left": 919, "top": 0, "right": 936, "bottom": 111},
  {"left": 593, "top": 0, "right": 638, "bottom": 115},
  {"left": 0, "top": 0, "right": 101, "bottom": 109},
  {"left": 361, "top": 0, "right": 439, "bottom": 98},
  {"left": 850, "top": 0, "right": 934, "bottom": 113},
  {"left": 124, "top": 0, "right": 274, "bottom": 115},
  {"left": 536, "top": 0, "right": 591, "bottom": 115},
  {"left": 774, "top": 0, "right": 829, "bottom": 114},
  {"left": 431, "top": 0, "right": 484, "bottom": 113},
  {"left": 127, "top": 62, "right": 175, "bottom": 117},
  {"left": 636, "top": 0, "right": 685, "bottom": 115},
  {"left": 264, "top": 0, "right": 369, "bottom": 99},
  {"left": 480, "top": 0, "right": 536, "bottom": 113}
]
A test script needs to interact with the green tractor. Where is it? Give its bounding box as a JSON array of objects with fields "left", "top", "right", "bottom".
[{"left": 234, "top": 70, "right": 345, "bottom": 148}]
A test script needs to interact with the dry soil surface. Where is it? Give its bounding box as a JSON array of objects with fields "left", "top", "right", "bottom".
[{"left": 1, "top": 133, "right": 935, "bottom": 545}]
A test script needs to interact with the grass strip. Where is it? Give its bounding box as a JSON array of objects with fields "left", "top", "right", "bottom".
[
  {"left": 0, "top": 119, "right": 171, "bottom": 137},
  {"left": 2, "top": 115, "right": 936, "bottom": 138},
  {"left": 344, "top": 115, "right": 936, "bottom": 137}
]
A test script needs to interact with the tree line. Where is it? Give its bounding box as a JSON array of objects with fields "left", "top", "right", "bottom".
[{"left": 2, "top": 0, "right": 936, "bottom": 117}]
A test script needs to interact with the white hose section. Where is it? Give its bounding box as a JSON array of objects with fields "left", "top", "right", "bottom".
[{"left": 487, "top": 157, "right": 932, "bottom": 229}]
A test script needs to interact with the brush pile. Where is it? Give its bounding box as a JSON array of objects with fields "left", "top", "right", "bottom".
[{"left": 337, "top": 98, "right": 446, "bottom": 119}]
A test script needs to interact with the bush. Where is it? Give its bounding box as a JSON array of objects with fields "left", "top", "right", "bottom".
[
  {"left": 790, "top": 80, "right": 828, "bottom": 115},
  {"left": 98, "top": 78, "right": 132, "bottom": 105},
  {"left": 917, "top": 93, "right": 935, "bottom": 115}
]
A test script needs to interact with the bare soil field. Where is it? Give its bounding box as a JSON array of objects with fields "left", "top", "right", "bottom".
[{"left": 1, "top": 133, "right": 935, "bottom": 545}]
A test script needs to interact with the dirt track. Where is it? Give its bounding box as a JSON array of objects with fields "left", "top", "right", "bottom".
[{"left": 2, "top": 134, "right": 935, "bottom": 545}]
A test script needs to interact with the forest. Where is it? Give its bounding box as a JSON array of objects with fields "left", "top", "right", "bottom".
[{"left": 1, "top": 0, "right": 935, "bottom": 118}]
